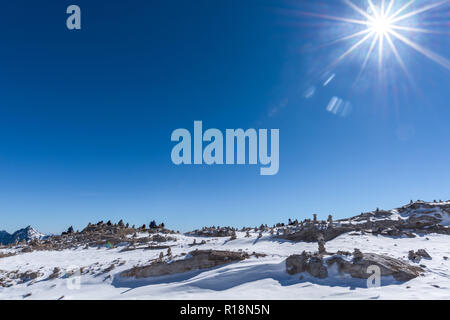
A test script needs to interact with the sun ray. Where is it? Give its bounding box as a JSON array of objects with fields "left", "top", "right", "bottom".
[
  {"left": 384, "top": 0, "right": 395, "bottom": 18},
  {"left": 390, "top": 0, "right": 449, "bottom": 24},
  {"left": 384, "top": 32, "right": 411, "bottom": 80},
  {"left": 331, "top": 31, "right": 375, "bottom": 67},
  {"left": 355, "top": 33, "right": 378, "bottom": 83},
  {"left": 343, "top": 0, "right": 376, "bottom": 21},
  {"left": 315, "top": 28, "right": 374, "bottom": 51},
  {"left": 306, "top": 0, "right": 450, "bottom": 88},
  {"left": 378, "top": 33, "right": 384, "bottom": 76},
  {"left": 361, "top": 33, "right": 379, "bottom": 72},
  {"left": 388, "top": 0, "right": 415, "bottom": 21},
  {"left": 390, "top": 25, "right": 444, "bottom": 34},
  {"left": 388, "top": 29, "right": 450, "bottom": 70},
  {"left": 327, "top": 28, "right": 374, "bottom": 46},
  {"left": 368, "top": 0, "right": 381, "bottom": 18},
  {"left": 292, "top": 10, "right": 370, "bottom": 25}
]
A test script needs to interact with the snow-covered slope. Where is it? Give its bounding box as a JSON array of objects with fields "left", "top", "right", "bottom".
[
  {"left": 0, "top": 201, "right": 449, "bottom": 300},
  {"left": 0, "top": 231, "right": 449, "bottom": 300}
]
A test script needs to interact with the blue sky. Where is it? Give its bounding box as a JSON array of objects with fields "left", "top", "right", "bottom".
[{"left": 0, "top": 0, "right": 449, "bottom": 234}]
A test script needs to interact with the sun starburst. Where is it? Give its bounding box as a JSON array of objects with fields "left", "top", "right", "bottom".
[{"left": 324, "top": 0, "right": 450, "bottom": 81}]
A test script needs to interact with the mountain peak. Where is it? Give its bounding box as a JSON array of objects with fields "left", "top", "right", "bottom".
[{"left": 0, "top": 226, "right": 45, "bottom": 245}]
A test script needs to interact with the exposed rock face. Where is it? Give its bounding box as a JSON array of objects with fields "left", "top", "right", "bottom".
[
  {"left": 186, "top": 226, "right": 235, "bottom": 237},
  {"left": 21, "top": 270, "right": 42, "bottom": 282},
  {"left": 286, "top": 252, "right": 328, "bottom": 278},
  {"left": 151, "top": 234, "right": 176, "bottom": 243},
  {"left": 0, "top": 269, "right": 43, "bottom": 286},
  {"left": 281, "top": 225, "right": 353, "bottom": 242},
  {"left": 0, "top": 252, "right": 16, "bottom": 259},
  {"left": 48, "top": 267, "right": 60, "bottom": 280},
  {"left": 408, "top": 249, "right": 432, "bottom": 263},
  {"left": 121, "top": 250, "right": 252, "bottom": 278},
  {"left": 327, "top": 252, "right": 423, "bottom": 281},
  {"left": 286, "top": 250, "right": 423, "bottom": 282},
  {"left": 318, "top": 234, "right": 326, "bottom": 254},
  {"left": 416, "top": 249, "right": 431, "bottom": 259}
]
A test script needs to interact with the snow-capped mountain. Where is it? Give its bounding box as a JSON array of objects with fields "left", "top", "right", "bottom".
[{"left": 0, "top": 226, "right": 45, "bottom": 245}]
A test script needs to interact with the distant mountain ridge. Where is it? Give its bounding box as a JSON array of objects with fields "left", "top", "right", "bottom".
[{"left": 0, "top": 226, "right": 45, "bottom": 245}]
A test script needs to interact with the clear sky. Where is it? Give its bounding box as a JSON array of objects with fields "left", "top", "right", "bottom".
[{"left": 1, "top": 0, "right": 449, "bottom": 234}]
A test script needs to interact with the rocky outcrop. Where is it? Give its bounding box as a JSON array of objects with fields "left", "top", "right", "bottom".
[
  {"left": 0, "top": 252, "right": 16, "bottom": 259},
  {"left": 1, "top": 220, "right": 177, "bottom": 252},
  {"left": 186, "top": 226, "right": 236, "bottom": 237},
  {"left": 277, "top": 201, "right": 450, "bottom": 243},
  {"left": 286, "top": 252, "right": 328, "bottom": 278},
  {"left": 48, "top": 267, "right": 61, "bottom": 280},
  {"left": 281, "top": 225, "right": 354, "bottom": 242},
  {"left": 408, "top": 249, "right": 432, "bottom": 263},
  {"left": 286, "top": 250, "right": 424, "bottom": 282},
  {"left": 150, "top": 234, "right": 173, "bottom": 242},
  {"left": 326, "top": 251, "right": 423, "bottom": 281},
  {"left": 121, "top": 250, "right": 253, "bottom": 278},
  {"left": 0, "top": 269, "right": 43, "bottom": 287}
]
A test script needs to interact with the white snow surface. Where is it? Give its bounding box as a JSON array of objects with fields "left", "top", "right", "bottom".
[{"left": 0, "top": 230, "right": 449, "bottom": 300}]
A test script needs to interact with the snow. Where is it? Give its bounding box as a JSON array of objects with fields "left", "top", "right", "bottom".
[
  {"left": 0, "top": 230, "right": 449, "bottom": 300},
  {"left": 0, "top": 226, "right": 45, "bottom": 246},
  {"left": 397, "top": 206, "right": 450, "bottom": 226}
]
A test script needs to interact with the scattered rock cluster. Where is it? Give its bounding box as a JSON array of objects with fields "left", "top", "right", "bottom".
[
  {"left": 0, "top": 252, "right": 16, "bottom": 259},
  {"left": 0, "top": 269, "right": 42, "bottom": 287},
  {"left": 1, "top": 220, "right": 175, "bottom": 253},
  {"left": 186, "top": 226, "right": 237, "bottom": 237},
  {"left": 277, "top": 200, "right": 450, "bottom": 243}
]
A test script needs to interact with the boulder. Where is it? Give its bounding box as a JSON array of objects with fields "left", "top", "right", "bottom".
[
  {"left": 286, "top": 250, "right": 423, "bottom": 282},
  {"left": 48, "top": 267, "right": 60, "bottom": 280},
  {"left": 286, "top": 251, "right": 328, "bottom": 279},
  {"left": 282, "top": 226, "right": 353, "bottom": 242},
  {"left": 416, "top": 249, "right": 431, "bottom": 259},
  {"left": 186, "top": 227, "right": 235, "bottom": 237},
  {"left": 408, "top": 249, "right": 431, "bottom": 262},
  {"left": 327, "top": 252, "right": 423, "bottom": 281},
  {"left": 120, "top": 250, "right": 251, "bottom": 278}
]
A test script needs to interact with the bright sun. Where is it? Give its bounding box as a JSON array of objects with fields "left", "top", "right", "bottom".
[
  {"left": 370, "top": 15, "right": 392, "bottom": 35},
  {"left": 318, "top": 0, "right": 450, "bottom": 80}
]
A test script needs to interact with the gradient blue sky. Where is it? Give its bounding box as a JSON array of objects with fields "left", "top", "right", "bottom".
[{"left": 1, "top": 0, "right": 449, "bottom": 234}]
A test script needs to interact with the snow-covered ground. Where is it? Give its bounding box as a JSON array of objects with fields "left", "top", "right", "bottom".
[{"left": 0, "top": 230, "right": 449, "bottom": 300}]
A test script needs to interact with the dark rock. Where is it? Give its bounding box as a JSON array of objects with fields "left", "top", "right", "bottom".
[
  {"left": 408, "top": 249, "right": 431, "bottom": 262},
  {"left": 120, "top": 250, "right": 252, "bottom": 278},
  {"left": 48, "top": 267, "right": 60, "bottom": 280},
  {"left": 286, "top": 252, "right": 309, "bottom": 275},
  {"left": 327, "top": 252, "right": 423, "bottom": 281},
  {"left": 318, "top": 234, "right": 326, "bottom": 254},
  {"left": 286, "top": 251, "right": 328, "bottom": 279},
  {"left": 186, "top": 226, "right": 235, "bottom": 237},
  {"left": 416, "top": 249, "right": 431, "bottom": 259},
  {"left": 282, "top": 225, "right": 353, "bottom": 242},
  {"left": 287, "top": 250, "right": 423, "bottom": 282}
]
